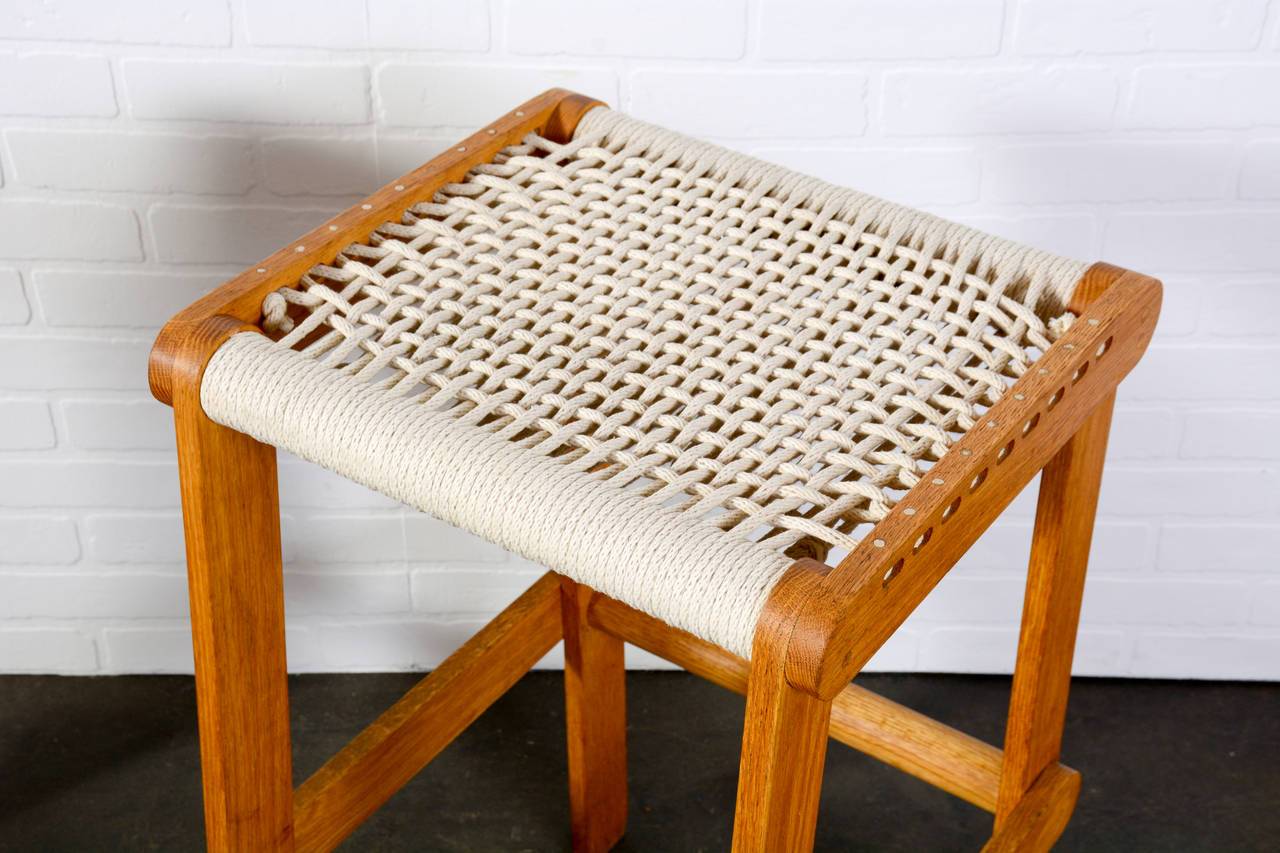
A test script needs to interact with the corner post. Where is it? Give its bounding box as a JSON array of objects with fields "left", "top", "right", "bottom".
[
  {"left": 169, "top": 326, "right": 294, "bottom": 852},
  {"left": 996, "top": 264, "right": 1128, "bottom": 829},
  {"left": 731, "top": 560, "right": 833, "bottom": 853},
  {"left": 561, "top": 577, "right": 628, "bottom": 852}
]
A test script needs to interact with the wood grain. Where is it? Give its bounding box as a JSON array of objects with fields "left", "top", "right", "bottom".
[
  {"left": 1066, "top": 261, "right": 1128, "bottom": 312},
  {"left": 292, "top": 572, "right": 563, "bottom": 853},
  {"left": 587, "top": 590, "right": 1003, "bottom": 812},
  {"left": 983, "top": 764, "right": 1081, "bottom": 853},
  {"left": 173, "top": 354, "right": 293, "bottom": 851},
  {"left": 149, "top": 88, "right": 604, "bottom": 406},
  {"left": 996, "top": 397, "right": 1112, "bottom": 826},
  {"left": 731, "top": 562, "right": 833, "bottom": 852},
  {"left": 995, "top": 266, "right": 1121, "bottom": 828},
  {"left": 785, "top": 265, "right": 1162, "bottom": 700},
  {"left": 561, "top": 576, "right": 628, "bottom": 853},
  {"left": 158, "top": 90, "right": 608, "bottom": 853},
  {"left": 156, "top": 86, "right": 1159, "bottom": 849}
]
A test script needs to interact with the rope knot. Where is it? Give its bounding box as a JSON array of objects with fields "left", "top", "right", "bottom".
[{"left": 262, "top": 291, "right": 294, "bottom": 334}]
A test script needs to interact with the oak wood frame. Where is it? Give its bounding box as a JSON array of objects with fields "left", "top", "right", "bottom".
[{"left": 152, "top": 89, "right": 1160, "bottom": 852}]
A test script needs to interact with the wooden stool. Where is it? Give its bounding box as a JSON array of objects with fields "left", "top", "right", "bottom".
[{"left": 150, "top": 89, "right": 1160, "bottom": 852}]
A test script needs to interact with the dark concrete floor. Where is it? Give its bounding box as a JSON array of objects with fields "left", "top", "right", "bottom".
[{"left": 1, "top": 672, "right": 1276, "bottom": 852}]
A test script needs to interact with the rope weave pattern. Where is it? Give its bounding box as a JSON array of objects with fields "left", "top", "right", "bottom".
[{"left": 204, "top": 108, "right": 1086, "bottom": 654}]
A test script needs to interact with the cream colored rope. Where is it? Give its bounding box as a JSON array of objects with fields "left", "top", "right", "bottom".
[{"left": 203, "top": 107, "right": 1085, "bottom": 656}]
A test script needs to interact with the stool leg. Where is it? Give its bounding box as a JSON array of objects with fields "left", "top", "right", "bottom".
[
  {"left": 561, "top": 578, "right": 627, "bottom": 852},
  {"left": 731, "top": 650, "right": 831, "bottom": 852},
  {"left": 731, "top": 561, "right": 833, "bottom": 853},
  {"left": 176, "top": 401, "right": 293, "bottom": 851},
  {"left": 996, "top": 395, "right": 1115, "bottom": 829}
]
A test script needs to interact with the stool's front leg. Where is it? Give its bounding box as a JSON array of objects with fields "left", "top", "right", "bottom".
[
  {"left": 175, "top": 393, "right": 294, "bottom": 852},
  {"left": 732, "top": 561, "right": 833, "bottom": 853},
  {"left": 561, "top": 577, "right": 628, "bottom": 853}
]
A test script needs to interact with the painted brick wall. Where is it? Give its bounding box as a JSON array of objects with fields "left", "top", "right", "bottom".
[{"left": 1, "top": 0, "right": 1277, "bottom": 678}]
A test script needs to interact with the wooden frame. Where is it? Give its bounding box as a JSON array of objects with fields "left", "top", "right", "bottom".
[{"left": 151, "top": 89, "right": 1161, "bottom": 852}]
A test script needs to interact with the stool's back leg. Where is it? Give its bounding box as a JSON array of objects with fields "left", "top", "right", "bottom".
[
  {"left": 996, "top": 395, "right": 1115, "bottom": 829},
  {"left": 561, "top": 577, "right": 628, "bottom": 853},
  {"left": 175, "top": 398, "right": 293, "bottom": 851}
]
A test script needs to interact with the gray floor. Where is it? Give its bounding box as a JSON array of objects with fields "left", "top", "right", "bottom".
[{"left": 1, "top": 671, "right": 1277, "bottom": 851}]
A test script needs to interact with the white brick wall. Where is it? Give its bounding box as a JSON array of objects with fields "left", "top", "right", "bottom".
[
  {"left": 0, "top": 53, "right": 117, "bottom": 116},
  {"left": 760, "top": 0, "right": 1006, "bottom": 60},
  {"left": 1, "top": 0, "right": 1276, "bottom": 679},
  {"left": 7, "top": 130, "right": 257, "bottom": 194},
  {"left": 122, "top": 59, "right": 371, "bottom": 124}
]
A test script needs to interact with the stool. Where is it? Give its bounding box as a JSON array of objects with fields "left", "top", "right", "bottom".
[{"left": 150, "top": 89, "right": 1161, "bottom": 852}]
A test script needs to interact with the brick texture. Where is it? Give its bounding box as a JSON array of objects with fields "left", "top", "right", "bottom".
[
  {"left": 0, "top": 268, "right": 30, "bottom": 325},
  {"left": 366, "top": 0, "right": 490, "bottom": 51},
  {"left": 1013, "top": 0, "right": 1270, "bottom": 54},
  {"left": 244, "top": 0, "right": 367, "bottom": 49},
  {"left": 0, "top": 0, "right": 230, "bottom": 45},
  {"left": 122, "top": 60, "right": 370, "bottom": 124},
  {"left": 983, "top": 141, "right": 1235, "bottom": 203},
  {"left": 0, "top": 628, "right": 97, "bottom": 673},
  {"left": 881, "top": 68, "right": 1119, "bottom": 136},
  {"left": 630, "top": 70, "right": 867, "bottom": 137},
  {"left": 34, "top": 270, "right": 226, "bottom": 328},
  {"left": 1127, "top": 65, "right": 1280, "bottom": 129},
  {"left": 149, "top": 204, "right": 334, "bottom": 264},
  {"left": 6, "top": 130, "right": 255, "bottom": 194},
  {"left": 0, "top": 53, "right": 116, "bottom": 116},
  {"left": 0, "top": 2, "right": 1275, "bottom": 680},
  {"left": 0, "top": 516, "right": 80, "bottom": 564},
  {"left": 62, "top": 399, "right": 175, "bottom": 450},
  {"left": 1240, "top": 142, "right": 1280, "bottom": 198},
  {"left": 761, "top": 0, "right": 1004, "bottom": 60},
  {"left": 0, "top": 202, "right": 141, "bottom": 261},
  {"left": 262, "top": 135, "right": 378, "bottom": 196},
  {"left": 377, "top": 64, "right": 618, "bottom": 127},
  {"left": 507, "top": 0, "right": 745, "bottom": 59},
  {"left": 754, "top": 146, "right": 981, "bottom": 206},
  {"left": 0, "top": 401, "right": 56, "bottom": 450}
]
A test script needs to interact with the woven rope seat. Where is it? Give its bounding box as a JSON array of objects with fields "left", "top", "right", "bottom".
[{"left": 201, "top": 107, "right": 1087, "bottom": 658}]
